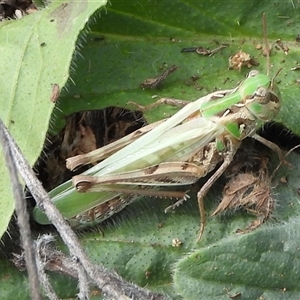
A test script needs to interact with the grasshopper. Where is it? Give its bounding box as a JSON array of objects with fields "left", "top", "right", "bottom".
[{"left": 33, "top": 14, "right": 283, "bottom": 240}]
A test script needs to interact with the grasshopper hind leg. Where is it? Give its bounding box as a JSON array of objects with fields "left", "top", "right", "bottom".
[
  {"left": 197, "top": 138, "right": 241, "bottom": 241},
  {"left": 197, "top": 154, "right": 234, "bottom": 241},
  {"left": 252, "top": 133, "right": 291, "bottom": 167},
  {"left": 164, "top": 194, "right": 191, "bottom": 213}
]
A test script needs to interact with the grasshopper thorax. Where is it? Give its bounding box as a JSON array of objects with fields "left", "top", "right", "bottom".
[{"left": 244, "top": 72, "right": 281, "bottom": 122}]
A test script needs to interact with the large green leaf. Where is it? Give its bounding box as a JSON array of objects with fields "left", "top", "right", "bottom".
[
  {"left": 2, "top": 0, "right": 300, "bottom": 299},
  {"left": 0, "top": 1, "right": 107, "bottom": 239},
  {"left": 57, "top": 0, "right": 300, "bottom": 131},
  {"left": 174, "top": 215, "right": 300, "bottom": 299}
]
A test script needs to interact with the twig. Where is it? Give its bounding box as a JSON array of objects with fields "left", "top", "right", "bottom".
[
  {"left": 0, "top": 119, "right": 42, "bottom": 300},
  {"left": 0, "top": 117, "right": 164, "bottom": 299}
]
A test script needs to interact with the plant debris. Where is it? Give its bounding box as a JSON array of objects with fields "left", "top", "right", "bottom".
[
  {"left": 291, "top": 65, "right": 300, "bottom": 71},
  {"left": 229, "top": 51, "right": 258, "bottom": 70},
  {"left": 181, "top": 44, "right": 228, "bottom": 57},
  {"left": 0, "top": 0, "right": 37, "bottom": 20},
  {"left": 275, "top": 39, "right": 289, "bottom": 55},
  {"left": 140, "top": 65, "right": 178, "bottom": 89},
  {"left": 50, "top": 84, "right": 60, "bottom": 103},
  {"left": 213, "top": 155, "right": 274, "bottom": 233}
]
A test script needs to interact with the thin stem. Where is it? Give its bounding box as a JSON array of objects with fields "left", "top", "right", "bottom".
[
  {"left": 262, "top": 13, "right": 270, "bottom": 76},
  {"left": 0, "top": 119, "right": 42, "bottom": 300}
]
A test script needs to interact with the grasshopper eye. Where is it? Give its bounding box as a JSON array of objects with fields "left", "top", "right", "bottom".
[
  {"left": 246, "top": 86, "right": 281, "bottom": 121},
  {"left": 253, "top": 86, "right": 269, "bottom": 104},
  {"left": 247, "top": 70, "right": 260, "bottom": 78}
]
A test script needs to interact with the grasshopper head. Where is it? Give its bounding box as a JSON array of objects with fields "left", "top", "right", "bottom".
[
  {"left": 246, "top": 13, "right": 282, "bottom": 122},
  {"left": 242, "top": 72, "right": 281, "bottom": 122}
]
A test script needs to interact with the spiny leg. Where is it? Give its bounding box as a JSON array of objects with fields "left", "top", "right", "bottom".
[
  {"left": 128, "top": 88, "right": 234, "bottom": 113},
  {"left": 197, "top": 153, "right": 235, "bottom": 241},
  {"left": 128, "top": 98, "right": 190, "bottom": 112},
  {"left": 252, "top": 133, "right": 291, "bottom": 167}
]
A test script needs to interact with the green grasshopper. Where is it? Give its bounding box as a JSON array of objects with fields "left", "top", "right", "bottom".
[{"left": 33, "top": 15, "right": 282, "bottom": 240}]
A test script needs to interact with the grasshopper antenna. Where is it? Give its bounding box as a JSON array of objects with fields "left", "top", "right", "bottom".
[
  {"left": 262, "top": 13, "right": 270, "bottom": 76},
  {"left": 263, "top": 13, "right": 282, "bottom": 83}
]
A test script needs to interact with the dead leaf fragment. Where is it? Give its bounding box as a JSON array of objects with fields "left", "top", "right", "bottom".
[
  {"left": 213, "top": 165, "right": 274, "bottom": 234},
  {"left": 50, "top": 83, "right": 60, "bottom": 103},
  {"left": 275, "top": 39, "right": 289, "bottom": 55},
  {"left": 140, "top": 65, "right": 178, "bottom": 89},
  {"left": 229, "top": 51, "right": 253, "bottom": 70}
]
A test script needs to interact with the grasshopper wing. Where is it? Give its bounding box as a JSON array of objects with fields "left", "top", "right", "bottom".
[{"left": 34, "top": 91, "right": 228, "bottom": 224}]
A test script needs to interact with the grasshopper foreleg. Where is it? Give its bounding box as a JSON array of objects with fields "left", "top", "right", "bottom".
[
  {"left": 197, "top": 153, "right": 235, "bottom": 241},
  {"left": 252, "top": 133, "right": 291, "bottom": 167},
  {"left": 128, "top": 89, "right": 234, "bottom": 112},
  {"left": 196, "top": 136, "right": 241, "bottom": 241}
]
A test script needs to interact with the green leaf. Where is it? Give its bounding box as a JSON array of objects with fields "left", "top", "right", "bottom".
[
  {"left": 174, "top": 218, "right": 300, "bottom": 299},
  {"left": 57, "top": 0, "right": 300, "bottom": 131},
  {"left": 0, "top": 1, "right": 107, "bottom": 239}
]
